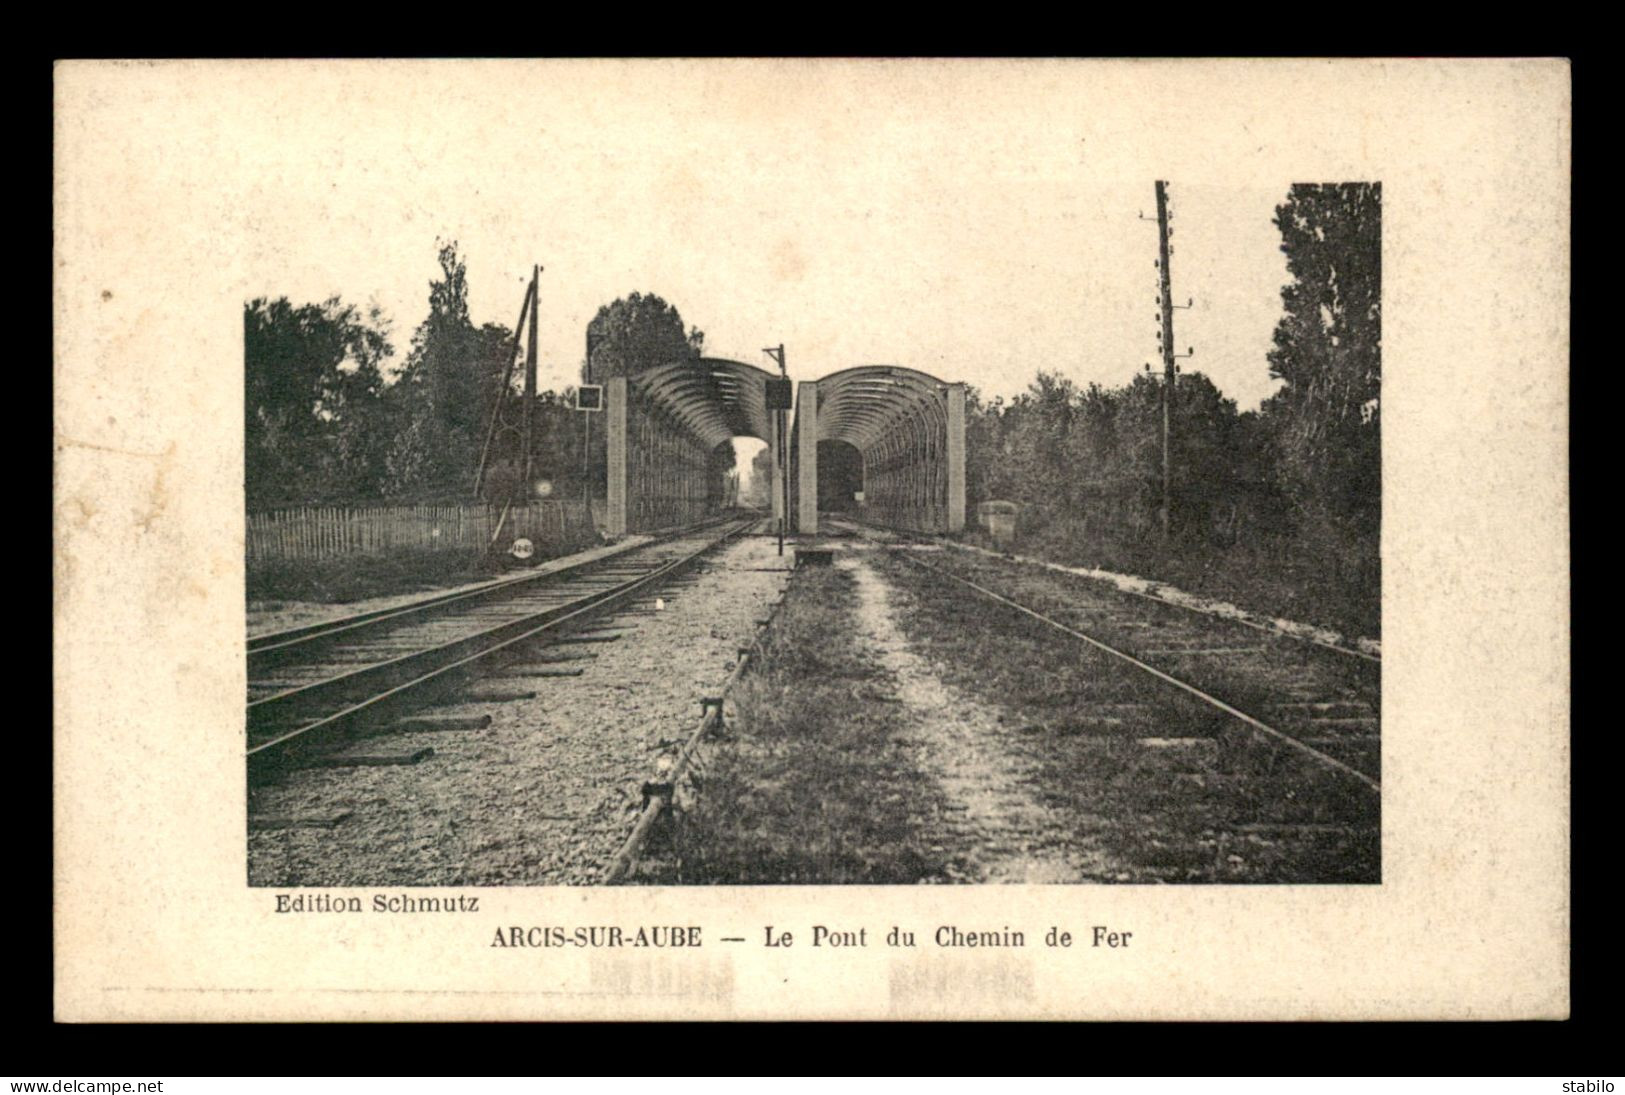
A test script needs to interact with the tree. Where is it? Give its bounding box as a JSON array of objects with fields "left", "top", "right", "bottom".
[
  {"left": 1165, "top": 371, "right": 1242, "bottom": 540},
  {"left": 744, "top": 443, "right": 775, "bottom": 509},
  {"left": 244, "top": 295, "right": 392, "bottom": 506},
  {"left": 387, "top": 240, "right": 511, "bottom": 495},
  {"left": 584, "top": 292, "right": 703, "bottom": 381},
  {"left": 477, "top": 386, "right": 591, "bottom": 504},
  {"left": 1083, "top": 374, "right": 1163, "bottom": 534},
  {"left": 1265, "top": 183, "right": 1382, "bottom": 540},
  {"left": 964, "top": 367, "right": 1256, "bottom": 544},
  {"left": 707, "top": 441, "right": 739, "bottom": 507},
  {"left": 986, "top": 371, "right": 1078, "bottom": 520}
]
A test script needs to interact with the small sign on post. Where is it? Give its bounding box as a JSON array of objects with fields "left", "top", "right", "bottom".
[
  {"left": 576, "top": 384, "right": 604, "bottom": 412},
  {"left": 764, "top": 377, "right": 793, "bottom": 410}
]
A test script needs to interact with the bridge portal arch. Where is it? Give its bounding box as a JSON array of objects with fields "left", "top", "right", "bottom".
[
  {"left": 603, "top": 357, "right": 786, "bottom": 536},
  {"left": 789, "top": 365, "right": 966, "bottom": 536},
  {"left": 602, "top": 359, "right": 965, "bottom": 538}
]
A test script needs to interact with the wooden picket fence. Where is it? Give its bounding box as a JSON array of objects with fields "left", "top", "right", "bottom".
[{"left": 246, "top": 501, "right": 597, "bottom": 564}]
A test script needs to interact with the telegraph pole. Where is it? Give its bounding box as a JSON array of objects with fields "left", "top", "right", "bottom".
[
  {"left": 1154, "top": 181, "right": 1176, "bottom": 541},
  {"left": 522, "top": 264, "right": 541, "bottom": 491},
  {"left": 472, "top": 273, "right": 535, "bottom": 501},
  {"left": 763, "top": 344, "right": 787, "bottom": 556},
  {"left": 584, "top": 328, "right": 597, "bottom": 509}
]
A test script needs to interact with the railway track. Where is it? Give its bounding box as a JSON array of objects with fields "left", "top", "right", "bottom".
[
  {"left": 952, "top": 541, "right": 1381, "bottom": 664},
  {"left": 833, "top": 518, "right": 1380, "bottom": 794},
  {"left": 889, "top": 549, "right": 1379, "bottom": 793},
  {"left": 842, "top": 519, "right": 1379, "bottom": 664},
  {"left": 246, "top": 517, "right": 760, "bottom": 782}
]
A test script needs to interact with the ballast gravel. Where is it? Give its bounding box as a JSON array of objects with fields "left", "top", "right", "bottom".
[{"left": 247, "top": 535, "right": 792, "bottom": 887}]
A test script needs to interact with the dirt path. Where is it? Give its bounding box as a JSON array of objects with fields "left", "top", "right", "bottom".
[{"left": 838, "top": 552, "right": 1125, "bottom": 883}]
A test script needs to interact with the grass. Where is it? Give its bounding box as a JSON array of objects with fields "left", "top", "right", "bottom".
[
  {"left": 875, "top": 552, "right": 1380, "bottom": 884},
  {"left": 643, "top": 545, "right": 1377, "bottom": 885},
  {"left": 248, "top": 546, "right": 521, "bottom": 605},
  {"left": 645, "top": 566, "right": 967, "bottom": 885},
  {"left": 963, "top": 515, "right": 1380, "bottom": 641},
  {"left": 915, "top": 547, "right": 1381, "bottom": 733}
]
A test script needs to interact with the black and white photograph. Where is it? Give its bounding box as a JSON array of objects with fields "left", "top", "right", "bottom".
[{"left": 240, "top": 100, "right": 1382, "bottom": 887}]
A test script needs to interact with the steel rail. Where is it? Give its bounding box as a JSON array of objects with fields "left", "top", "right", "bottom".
[
  {"left": 248, "top": 539, "right": 718, "bottom": 711},
  {"left": 887, "top": 548, "right": 1381, "bottom": 794},
  {"left": 602, "top": 577, "right": 789, "bottom": 884},
  {"left": 950, "top": 541, "right": 1382, "bottom": 665},
  {"left": 248, "top": 515, "right": 735, "bottom": 658},
  {"left": 835, "top": 516, "right": 1380, "bottom": 665},
  {"left": 246, "top": 519, "right": 756, "bottom": 777}
]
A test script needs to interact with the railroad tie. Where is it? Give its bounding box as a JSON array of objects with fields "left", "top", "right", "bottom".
[
  {"left": 552, "top": 633, "right": 623, "bottom": 644},
  {"left": 493, "top": 657, "right": 595, "bottom": 675},
  {"left": 248, "top": 811, "right": 353, "bottom": 831},
  {"left": 1236, "top": 822, "right": 1375, "bottom": 835},
  {"left": 508, "top": 666, "right": 586, "bottom": 678},
  {"left": 1141, "top": 646, "right": 1269, "bottom": 657},
  {"left": 394, "top": 714, "right": 492, "bottom": 733},
  {"left": 1059, "top": 715, "right": 1129, "bottom": 732},
  {"left": 1124, "top": 737, "right": 1220, "bottom": 777},
  {"left": 1273, "top": 702, "right": 1375, "bottom": 716},
  {"left": 300, "top": 747, "right": 435, "bottom": 768}
]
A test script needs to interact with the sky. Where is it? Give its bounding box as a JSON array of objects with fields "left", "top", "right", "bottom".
[{"left": 242, "top": 61, "right": 1295, "bottom": 466}]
